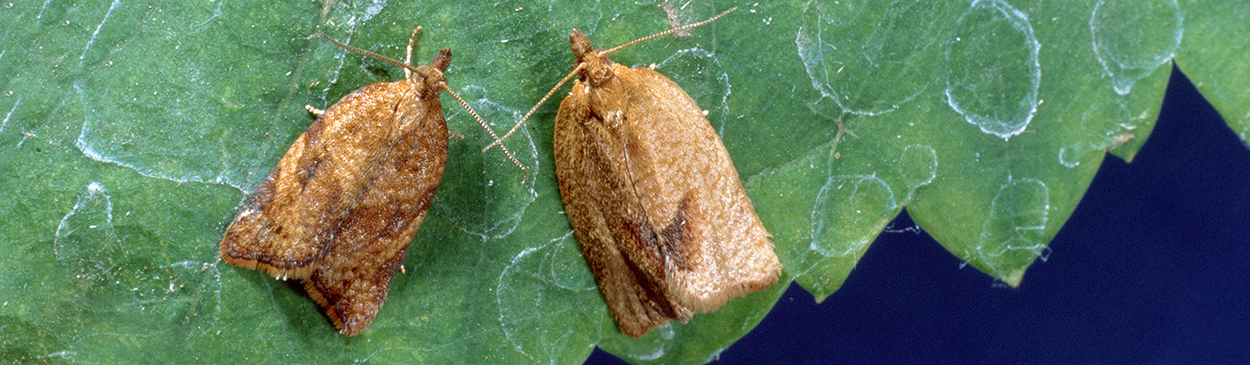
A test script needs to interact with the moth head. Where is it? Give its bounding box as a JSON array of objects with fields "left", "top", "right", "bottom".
[
  {"left": 569, "top": 29, "right": 613, "bottom": 86},
  {"left": 409, "top": 48, "right": 451, "bottom": 98}
]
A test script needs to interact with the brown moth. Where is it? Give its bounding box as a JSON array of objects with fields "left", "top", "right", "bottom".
[
  {"left": 490, "top": 7, "right": 780, "bottom": 337},
  {"left": 219, "top": 27, "right": 521, "bottom": 335}
]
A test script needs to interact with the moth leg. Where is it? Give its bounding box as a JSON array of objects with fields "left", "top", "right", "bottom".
[{"left": 305, "top": 104, "right": 326, "bottom": 116}]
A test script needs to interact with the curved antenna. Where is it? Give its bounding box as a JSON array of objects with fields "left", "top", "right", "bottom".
[
  {"left": 481, "top": 63, "right": 584, "bottom": 153},
  {"left": 404, "top": 26, "right": 422, "bottom": 79},
  {"left": 481, "top": 6, "right": 738, "bottom": 153},
  {"left": 309, "top": 30, "right": 529, "bottom": 180},
  {"left": 307, "top": 33, "right": 421, "bottom": 74},
  {"left": 602, "top": 6, "right": 737, "bottom": 56},
  {"left": 442, "top": 84, "right": 529, "bottom": 181}
]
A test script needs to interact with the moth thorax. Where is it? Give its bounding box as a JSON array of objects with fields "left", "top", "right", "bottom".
[
  {"left": 580, "top": 57, "right": 615, "bottom": 87},
  {"left": 408, "top": 66, "right": 446, "bottom": 98}
]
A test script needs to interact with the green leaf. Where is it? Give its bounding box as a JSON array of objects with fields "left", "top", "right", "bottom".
[
  {"left": 1175, "top": 0, "right": 1250, "bottom": 143},
  {"left": 0, "top": 0, "right": 1243, "bottom": 364},
  {"left": 749, "top": 0, "right": 1179, "bottom": 299}
]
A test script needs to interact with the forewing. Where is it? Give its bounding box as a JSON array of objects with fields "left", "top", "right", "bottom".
[
  {"left": 618, "top": 66, "right": 781, "bottom": 313},
  {"left": 301, "top": 81, "right": 450, "bottom": 335},
  {"left": 219, "top": 83, "right": 408, "bottom": 279},
  {"left": 554, "top": 80, "right": 685, "bottom": 337}
]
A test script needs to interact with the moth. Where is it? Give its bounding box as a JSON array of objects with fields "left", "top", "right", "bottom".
[
  {"left": 219, "top": 27, "right": 521, "bottom": 335},
  {"left": 490, "top": 7, "right": 781, "bottom": 337}
]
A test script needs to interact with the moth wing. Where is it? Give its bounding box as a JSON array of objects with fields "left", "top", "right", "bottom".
[
  {"left": 218, "top": 109, "right": 356, "bottom": 280},
  {"left": 298, "top": 82, "right": 450, "bottom": 335},
  {"left": 554, "top": 81, "right": 685, "bottom": 337},
  {"left": 219, "top": 175, "right": 322, "bottom": 279},
  {"left": 219, "top": 81, "right": 438, "bottom": 281},
  {"left": 619, "top": 66, "right": 781, "bottom": 313}
]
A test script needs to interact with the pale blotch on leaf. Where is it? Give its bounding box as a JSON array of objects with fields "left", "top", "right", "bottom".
[
  {"left": 944, "top": 0, "right": 1040, "bottom": 140},
  {"left": 973, "top": 177, "right": 1050, "bottom": 285},
  {"left": 1090, "top": 0, "right": 1182, "bottom": 95}
]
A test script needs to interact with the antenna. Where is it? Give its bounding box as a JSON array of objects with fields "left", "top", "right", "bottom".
[
  {"left": 309, "top": 29, "right": 529, "bottom": 179},
  {"left": 481, "top": 7, "right": 738, "bottom": 152}
]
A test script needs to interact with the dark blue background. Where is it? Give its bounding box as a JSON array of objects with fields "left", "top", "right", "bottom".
[{"left": 588, "top": 66, "right": 1250, "bottom": 364}]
